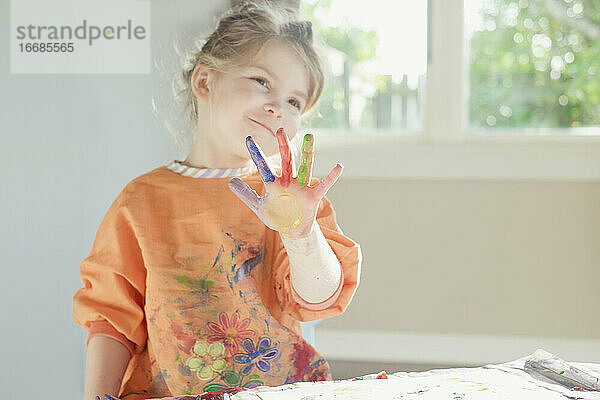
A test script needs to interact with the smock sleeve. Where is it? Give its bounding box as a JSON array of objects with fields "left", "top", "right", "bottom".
[
  {"left": 72, "top": 186, "right": 147, "bottom": 355},
  {"left": 266, "top": 194, "right": 362, "bottom": 322}
]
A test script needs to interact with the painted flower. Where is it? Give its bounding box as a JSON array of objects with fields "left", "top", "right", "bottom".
[
  {"left": 232, "top": 337, "right": 279, "bottom": 376},
  {"left": 186, "top": 340, "right": 228, "bottom": 381},
  {"left": 207, "top": 311, "right": 256, "bottom": 355}
]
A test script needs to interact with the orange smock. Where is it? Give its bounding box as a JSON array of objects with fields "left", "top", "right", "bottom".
[{"left": 72, "top": 162, "right": 361, "bottom": 399}]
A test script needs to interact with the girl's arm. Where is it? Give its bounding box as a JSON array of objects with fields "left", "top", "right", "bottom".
[
  {"left": 84, "top": 336, "right": 131, "bottom": 400},
  {"left": 280, "top": 222, "right": 342, "bottom": 304}
]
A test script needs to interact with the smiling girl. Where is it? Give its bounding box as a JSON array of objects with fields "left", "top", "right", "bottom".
[{"left": 72, "top": 2, "right": 361, "bottom": 399}]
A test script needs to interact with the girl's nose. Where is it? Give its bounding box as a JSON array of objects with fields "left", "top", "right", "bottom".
[{"left": 264, "top": 103, "right": 282, "bottom": 119}]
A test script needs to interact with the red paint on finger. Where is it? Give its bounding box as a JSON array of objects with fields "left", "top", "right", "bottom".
[{"left": 277, "top": 128, "right": 292, "bottom": 187}]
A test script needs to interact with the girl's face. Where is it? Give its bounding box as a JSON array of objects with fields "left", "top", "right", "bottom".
[{"left": 207, "top": 40, "right": 311, "bottom": 160}]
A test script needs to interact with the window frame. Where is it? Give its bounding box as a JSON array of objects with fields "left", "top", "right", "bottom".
[{"left": 311, "top": 0, "right": 600, "bottom": 181}]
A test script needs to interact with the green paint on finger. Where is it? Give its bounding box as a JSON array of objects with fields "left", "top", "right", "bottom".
[{"left": 298, "top": 134, "right": 314, "bottom": 187}]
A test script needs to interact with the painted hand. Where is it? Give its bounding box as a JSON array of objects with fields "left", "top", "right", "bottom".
[{"left": 229, "top": 129, "right": 343, "bottom": 240}]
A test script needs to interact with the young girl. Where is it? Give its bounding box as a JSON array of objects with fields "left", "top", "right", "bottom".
[{"left": 72, "top": 2, "right": 361, "bottom": 399}]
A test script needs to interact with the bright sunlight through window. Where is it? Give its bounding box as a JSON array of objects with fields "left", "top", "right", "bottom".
[{"left": 301, "top": 0, "right": 428, "bottom": 134}]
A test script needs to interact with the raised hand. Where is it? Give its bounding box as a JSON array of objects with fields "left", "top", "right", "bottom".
[{"left": 228, "top": 128, "right": 343, "bottom": 240}]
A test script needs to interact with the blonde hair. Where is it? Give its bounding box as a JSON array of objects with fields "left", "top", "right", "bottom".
[{"left": 180, "top": 0, "right": 324, "bottom": 124}]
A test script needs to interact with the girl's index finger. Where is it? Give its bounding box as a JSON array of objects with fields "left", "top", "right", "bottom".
[
  {"left": 246, "top": 136, "right": 275, "bottom": 183},
  {"left": 276, "top": 128, "right": 293, "bottom": 188},
  {"left": 297, "top": 133, "right": 314, "bottom": 187}
]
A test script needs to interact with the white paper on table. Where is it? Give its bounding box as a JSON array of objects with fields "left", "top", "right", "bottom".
[{"left": 232, "top": 350, "right": 600, "bottom": 400}]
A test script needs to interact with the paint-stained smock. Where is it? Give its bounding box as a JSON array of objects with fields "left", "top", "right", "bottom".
[{"left": 72, "top": 162, "right": 362, "bottom": 399}]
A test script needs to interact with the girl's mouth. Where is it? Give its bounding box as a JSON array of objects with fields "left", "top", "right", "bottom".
[{"left": 248, "top": 117, "right": 276, "bottom": 137}]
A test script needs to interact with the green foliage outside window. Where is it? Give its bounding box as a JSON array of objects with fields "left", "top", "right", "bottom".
[
  {"left": 469, "top": 0, "right": 600, "bottom": 129},
  {"left": 300, "top": 0, "right": 381, "bottom": 131},
  {"left": 302, "top": 0, "right": 599, "bottom": 132}
]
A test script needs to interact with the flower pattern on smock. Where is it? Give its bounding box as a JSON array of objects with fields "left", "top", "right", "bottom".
[
  {"left": 186, "top": 340, "right": 228, "bottom": 381},
  {"left": 233, "top": 337, "right": 280, "bottom": 376},
  {"left": 207, "top": 311, "right": 256, "bottom": 356}
]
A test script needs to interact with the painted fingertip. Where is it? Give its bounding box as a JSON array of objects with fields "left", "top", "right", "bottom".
[
  {"left": 276, "top": 128, "right": 285, "bottom": 142},
  {"left": 302, "top": 133, "right": 315, "bottom": 149},
  {"left": 246, "top": 136, "right": 261, "bottom": 153},
  {"left": 228, "top": 177, "right": 242, "bottom": 190}
]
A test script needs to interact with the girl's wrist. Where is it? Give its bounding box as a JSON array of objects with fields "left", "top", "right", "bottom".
[{"left": 279, "top": 219, "right": 317, "bottom": 243}]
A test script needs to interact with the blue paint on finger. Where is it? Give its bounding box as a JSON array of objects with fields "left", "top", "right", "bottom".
[
  {"left": 228, "top": 177, "right": 260, "bottom": 211},
  {"left": 246, "top": 136, "right": 275, "bottom": 183}
]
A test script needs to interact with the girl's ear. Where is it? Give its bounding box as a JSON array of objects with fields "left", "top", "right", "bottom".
[{"left": 191, "top": 64, "right": 212, "bottom": 101}]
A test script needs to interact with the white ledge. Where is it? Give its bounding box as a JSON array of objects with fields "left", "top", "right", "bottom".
[{"left": 310, "top": 133, "right": 600, "bottom": 181}]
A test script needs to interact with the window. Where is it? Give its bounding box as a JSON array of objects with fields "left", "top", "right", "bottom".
[
  {"left": 301, "top": 0, "right": 600, "bottom": 180},
  {"left": 300, "top": 0, "right": 428, "bottom": 134}
]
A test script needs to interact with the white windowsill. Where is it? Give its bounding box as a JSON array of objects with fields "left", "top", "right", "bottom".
[{"left": 310, "top": 131, "right": 600, "bottom": 181}]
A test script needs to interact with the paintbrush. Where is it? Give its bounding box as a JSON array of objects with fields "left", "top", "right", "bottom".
[{"left": 524, "top": 349, "right": 600, "bottom": 391}]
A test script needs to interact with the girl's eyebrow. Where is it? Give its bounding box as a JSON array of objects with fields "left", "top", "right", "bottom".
[{"left": 250, "top": 64, "right": 308, "bottom": 102}]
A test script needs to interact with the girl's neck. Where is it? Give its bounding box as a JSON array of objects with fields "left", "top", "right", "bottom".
[{"left": 184, "top": 126, "right": 254, "bottom": 170}]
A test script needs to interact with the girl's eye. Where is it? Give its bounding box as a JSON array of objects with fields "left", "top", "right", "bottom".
[
  {"left": 252, "top": 77, "right": 268, "bottom": 88},
  {"left": 288, "top": 98, "right": 301, "bottom": 110}
]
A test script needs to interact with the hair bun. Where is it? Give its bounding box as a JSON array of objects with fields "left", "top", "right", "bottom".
[
  {"left": 282, "top": 20, "right": 313, "bottom": 42},
  {"left": 230, "top": 0, "right": 264, "bottom": 15}
]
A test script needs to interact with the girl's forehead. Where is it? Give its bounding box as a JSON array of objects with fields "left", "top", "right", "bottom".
[{"left": 255, "top": 41, "right": 303, "bottom": 67}]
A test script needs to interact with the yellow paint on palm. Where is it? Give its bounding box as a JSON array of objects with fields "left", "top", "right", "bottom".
[{"left": 264, "top": 192, "right": 302, "bottom": 233}]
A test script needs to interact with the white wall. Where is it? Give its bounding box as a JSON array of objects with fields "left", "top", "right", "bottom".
[
  {"left": 316, "top": 178, "right": 600, "bottom": 365},
  {"left": 1, "top": 1, "right": 228, "bottom": 398}
]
